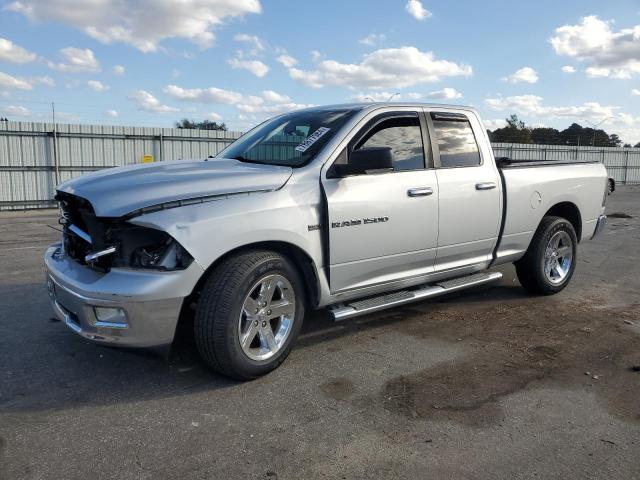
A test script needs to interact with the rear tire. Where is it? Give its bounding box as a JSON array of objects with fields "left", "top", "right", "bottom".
[
  {"left": 515, "top": 216, "right": 577, "bottom": 295},
  {"left": 194, "top": 250, "right": 305, "bottom": 380}
]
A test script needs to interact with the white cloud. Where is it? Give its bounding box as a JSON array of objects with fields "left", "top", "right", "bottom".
[
  {"left": 31, "top": 75, "right": 55, "bottom": 87},
  {"left": 632, "top": 88, "right": 640, "bottom": 96},
  {"left": 164, "top": 84, "right": 243, "bottom": 104},
  {"left": 0, "top": 71, "right": 32, "bottom": 90},
  {"left": 47, "top": 47, "right": 100, "bottom": 72},
  {"left": 484, "top": 118, "right": 507, "bottom": 131},
  {"left": 105, "top": 109, "right": 119, "bottom": 118},
  {"left": 310, "top": 50, "right": 323, "bottom": 62},
  {"left": 129, "top": 90, "right": 178, "bottom": 113},
  {"left": 262, "top": 90, "right": 290, "bottom": 103},
  {"left": 485, "top": 94, "right": 617, "bottom": 121},
  {"left": 405, "top": 0, "right": 431, "bottom": 20},
  {"left": 5, "top": 0, "right": 262, "bottom": 53},
  {"left": 112, "top": 65, "right": 125, "bottom": 75},
  {"left": 3, "top": 104, "right": 30, "bottom": 116},
  {"left": 88, "top": 80, "right": 109, "bottom": 92},
  {"left": 503, "top": 66, "right": 539, "bottom": 84},
  {"left": 359, "top": 33, "right": 386, "bottom": 46},
  {"left": 228, "top": 58, "right": 269, "bottom": 77},
  {"left": 236, "top": 101, "right": 312, "bottom": 115},
  {"left": 585, "top": 66, "right": 618, "bottom": 78},
  {"left": 288, "top": 46, "right": 472, "bottom": 89},
  {"left": 164, "top": 83, "right": 309, "bottom": 120},
  {"left": 0, "top": 37, "right": 36, "bottom": 64},
  {"left": 207, "top": 112, "right": 223, "bottom": 122},
  {"left": 550, "top": 15, "right": 640, "bottom": 78},
  {"left": 351, "top": 91, "right": 400, "bottom": 102},
  {"left": 561, "top": 65, "right": 576, "bottom": 73},
  {"left": 233, "top": 33, "right": 264, "bottom": 54},
  {"left": 276, "top": 54, "right": 297, "bottom": 68},
  {"left": 423, "top": 87, "right": 462, "bottom": 100}
]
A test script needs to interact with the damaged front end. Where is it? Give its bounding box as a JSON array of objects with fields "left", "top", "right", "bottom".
[{"left": 56, "top": 192, "right": 193, "bottom": 272}]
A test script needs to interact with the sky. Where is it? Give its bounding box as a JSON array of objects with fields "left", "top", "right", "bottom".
[{"left": 1, "top": 0, "right": 640, "bottom": 142}]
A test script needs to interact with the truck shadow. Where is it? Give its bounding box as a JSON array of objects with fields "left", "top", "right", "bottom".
[{"left": 0, "top": 278, "right": 527, "bottom": 414}]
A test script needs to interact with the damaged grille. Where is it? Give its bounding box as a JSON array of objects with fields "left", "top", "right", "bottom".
[
  {"left": 56, "top": 192, "right": 193, "bottom": 272},
  {"left": 58, "top": 193, "right": 106, "bottom": 267}
]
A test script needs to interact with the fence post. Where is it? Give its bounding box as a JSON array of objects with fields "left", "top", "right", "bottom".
[{"left": 624, "top": 150, "right": 629, "bottom": 185}]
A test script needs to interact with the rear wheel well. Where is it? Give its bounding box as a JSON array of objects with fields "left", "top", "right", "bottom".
[{"left": 544, "top": 202, "right": 582, "bottom": 241}]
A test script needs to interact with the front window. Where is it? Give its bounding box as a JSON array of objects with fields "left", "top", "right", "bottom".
[
  {"left": 219, "top": 109, "right": 358, "bottom": 167},
  {"left": 354, "top": 115, "right": 425, "bottom": 171}
]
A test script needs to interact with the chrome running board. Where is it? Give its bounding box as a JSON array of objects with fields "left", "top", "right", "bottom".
[{"left": 329, "top": 272, "right": 502, "bottom": 321}]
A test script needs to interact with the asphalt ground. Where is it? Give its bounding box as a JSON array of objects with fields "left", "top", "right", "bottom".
[{"left": 1, "top": 187, "right": 639, "bottom": 479}]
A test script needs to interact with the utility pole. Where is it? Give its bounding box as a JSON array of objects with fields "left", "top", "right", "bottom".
[{"left": 581, "top": 116, "right": 612, "bottom": 147}]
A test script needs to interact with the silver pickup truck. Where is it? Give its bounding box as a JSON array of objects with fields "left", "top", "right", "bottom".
[{"left": 45, "top": 103, "right": 608, "bottom": 379}]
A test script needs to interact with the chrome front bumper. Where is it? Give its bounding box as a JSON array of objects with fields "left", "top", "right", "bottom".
[
  {"left": 592, "top": 214, "right": 607, "bottom": 239},
  {"left": 45, "top": 243, "right": 204, "bottom": 348}
]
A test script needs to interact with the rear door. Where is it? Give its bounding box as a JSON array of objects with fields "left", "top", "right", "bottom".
[
  {"left": 427, "top": 110, "right": 502, "bottom": 271},
  {"left": 322, "top": 110, "right": 439, "bottom": 292}
]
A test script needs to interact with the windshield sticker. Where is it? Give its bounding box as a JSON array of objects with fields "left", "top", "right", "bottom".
[{"left": 295, "top": 127, "right": 331, "bottom": 153}]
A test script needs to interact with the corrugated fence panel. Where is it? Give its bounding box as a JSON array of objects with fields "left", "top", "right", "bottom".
[
  {"left": 0, "top": 121, "right": 242, "bottom": 209},
  {"left": 1, "top": 122, "right": 637, "bottom": 210},
  {"left": 492, "top": 142, "right": 640, "bottom": 185}
]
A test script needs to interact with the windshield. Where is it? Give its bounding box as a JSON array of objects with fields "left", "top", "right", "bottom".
[{"left": 218, "top": 109, "right": 358, "bottom": 167}]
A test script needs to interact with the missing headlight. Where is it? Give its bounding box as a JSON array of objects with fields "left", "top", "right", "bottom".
[{"left": 131, "top": 237, "right": 192, "bottom": 270}]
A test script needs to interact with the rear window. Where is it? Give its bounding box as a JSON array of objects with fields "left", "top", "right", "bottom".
[{"left": 432, "top": 116, "right": 481, "bottom": 168}]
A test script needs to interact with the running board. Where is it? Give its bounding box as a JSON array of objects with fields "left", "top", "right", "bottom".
[{"left": 329, "top": 272, "right": 503, "bottom": 321}]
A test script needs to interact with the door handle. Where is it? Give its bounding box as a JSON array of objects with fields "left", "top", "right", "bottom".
[
  {"left": 407, "top": 187, "right": 433, "bottom": 197},
  {"left": 476, "top": 182, "right": 497, "bottom": 191}
]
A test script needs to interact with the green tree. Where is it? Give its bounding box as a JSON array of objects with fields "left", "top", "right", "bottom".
[
  {"left": 175, "top": 118, "right": 227, "bottom": 131},
  {"left": 531, "top": 127, "right": 562, "bottom": 145},
  {"left": 489, "top": 114, "right": 533, "bottom": 144},
  {"left": 608, "top": 134, "right": 622, "bottom": 148}
]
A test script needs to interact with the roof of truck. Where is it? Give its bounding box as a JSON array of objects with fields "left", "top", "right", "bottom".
[{"left": 296, "top": 102, "right": 478, "bottom": 115}]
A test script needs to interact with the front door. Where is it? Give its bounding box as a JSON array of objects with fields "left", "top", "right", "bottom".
[{"left": 322, "top": 112, "right": 439, "bottom": 292}]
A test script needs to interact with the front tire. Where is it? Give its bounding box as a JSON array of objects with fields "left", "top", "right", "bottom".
[
  {"left": 515, "top": 216, "right": 577, "bottom": 295},
  {"left": 194, "top": 250, "right": 305, "bottom": 380}
]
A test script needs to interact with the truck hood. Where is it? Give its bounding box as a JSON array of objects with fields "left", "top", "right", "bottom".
[{"left": 57, "top": 158, "right": 293, "bottom": 218}]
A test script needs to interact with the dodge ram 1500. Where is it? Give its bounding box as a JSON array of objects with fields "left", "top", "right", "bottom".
[{"left": 45, "top": 103, "right": 608, "bottom": 379}]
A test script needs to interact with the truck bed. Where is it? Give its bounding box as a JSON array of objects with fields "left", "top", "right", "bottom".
[{"left": 494, "top": 160, "right": 606, "bottom": 264}]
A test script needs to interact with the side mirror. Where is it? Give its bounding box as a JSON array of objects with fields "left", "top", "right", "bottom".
[{"left": 329, "top": 147, "right": 394, "bottom": 177}]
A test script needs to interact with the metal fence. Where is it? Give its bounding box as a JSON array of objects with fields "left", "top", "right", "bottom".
[
  {"left": 1, "top": 121, "right": 639, "bottom": 210},
  {"left": 0, "top": 121, "right": 242, "bottom": 210},
  {"left": 492, "top": 142, "right": 640, "bottom": 185}
]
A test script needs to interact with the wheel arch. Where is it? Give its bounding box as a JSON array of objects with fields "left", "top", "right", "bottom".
[
  {"left": 190, "top": 241, "right": 320, "bottom": 310},
  {"left": 542, "top": 201, "right": 582, "bottom": 242}
]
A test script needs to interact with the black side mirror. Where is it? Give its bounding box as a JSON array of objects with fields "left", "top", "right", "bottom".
[{"left": 329, "top": 147, "right": 394, "bottom": 177}]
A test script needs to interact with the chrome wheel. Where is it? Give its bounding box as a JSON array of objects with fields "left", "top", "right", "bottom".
[
  {"left": 544, "top": 231, "right": 573, "bottom": 284},
  {"left": 238, "top": 274, "right": 296, "bottom": 361}
]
